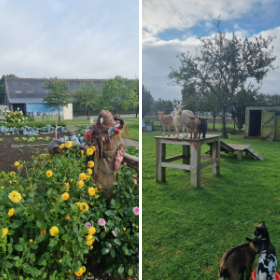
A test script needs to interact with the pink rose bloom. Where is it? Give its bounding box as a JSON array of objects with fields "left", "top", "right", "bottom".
[
  {"left": 85, "top": 222, "right": 91, "bottom": 229},
  {"left": 134, "top": 179, "right": 137, "bottom": 184},
  {"left": 98, "top": 218, "right": 106, "bottom": 226},
  {"left": 133, "top": 207, "right": 139, "bottom": 216}
]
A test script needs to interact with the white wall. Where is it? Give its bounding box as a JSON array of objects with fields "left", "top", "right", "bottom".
[{"left": 63, "top": 103, "right": 73, "bottom": 120}]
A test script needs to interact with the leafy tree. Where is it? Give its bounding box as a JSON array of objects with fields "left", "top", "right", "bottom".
[
  {"left": 168, "top": 19, "right": 277, "bottom": 138},
  {"left": 0, "top": 74, "right": 18, "bottom": 104},
  {"left": 142, "top": 85, "right": 153, "bottom": 117},
  {"left": 266, "top": 94, "right": 280, "bottom": 105},
  {"left": 101, "top": 76, "right": 138, "bottom": 114},
  {"left": 43, "top": 77, "right": 70, "bottom": 121},
  {"left": 72, "top": 81, "right": 101, "bottom": 120},
  {"left": 155, "top": 98, "right": 174, "bottom": 114}
]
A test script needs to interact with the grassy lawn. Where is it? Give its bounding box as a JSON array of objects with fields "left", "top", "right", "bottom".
[
  {"left": 124, "top": 123, "right": 139, "bottom": 141},
  {"left": 142, "top": 132, "right": 280, "bottom": 280}
]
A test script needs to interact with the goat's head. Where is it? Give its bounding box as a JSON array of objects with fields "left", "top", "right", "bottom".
[
  {"left": 157, "top": 110, "right": 164, "bottom": 117},
  {"left": 174, "top": 103, "right": 182, "bottom": 116},
  {"left": 254, "top": 221, "right": 270, "bottom": 240},
  {"left": 246, "top": 236, "right": 265, "bottom": 254}
]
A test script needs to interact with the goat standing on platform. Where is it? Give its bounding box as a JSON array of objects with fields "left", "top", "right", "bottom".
[
  {"left": 157, "top": 110, "right": 176, "bottom": 137},
  {"left": 174, "top": 103, "right": 194, "bottom": 138}
]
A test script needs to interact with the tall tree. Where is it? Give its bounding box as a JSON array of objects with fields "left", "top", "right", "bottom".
[
  {"left": 0, "top": 74, "right": 18, "bottom": 104},
  {"left": 168, "top": 19, "right": 277, "bottom": 138},
  {"left": 154, "top": 98, "right": 174, "bottom": 114},
  {"left": 101, "top": 76, "right": 138, "bottom": 114},
  {"left": 72, "top": 81, "right": 101, "bottom": 120},
  {"left": 142, "top": 85, "right": 153, "bottom": 117},
  {"left": 43, "top": 77, "right": 70, "bottom": 121}
]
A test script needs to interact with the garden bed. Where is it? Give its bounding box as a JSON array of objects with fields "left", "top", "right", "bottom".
[{"left": 0, "top": 132, "right": 71, "bottom": 174}]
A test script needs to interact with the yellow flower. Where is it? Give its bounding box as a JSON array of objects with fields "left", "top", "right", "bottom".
[
  {"left": 8, "top": 191, "right": 22, "bottom": 203},
  {"left": 77, "top": 180, "right": 84, "bottom": 188},
  {"left": 66, "top": 216, "right": 71, "bottom": 220},
  {"left": 2, "top": 228, "right": 8, "bottom": 238},
  {"left": 17, "top": 167, "right": 21, "bottom": 172},
  {"left": 123, "top": 227, "right": 126, "bottom": 231},
  {"left": 87, "top": 168, "right": 92, "bottom": 175},
  {"left": 82, "top": 266, "right": 86, "bottom": 273},
  {"left": 49, "top": 226, "right": 59, "bottom": 237},
  {"left": 86, "top": 148, "right": 94, "bottom": 155},
  {"left": 65, "top": 183, "right": 70, "bottom": 190},
  {"left": 88, "top": 187, "right": 95, "bottom": 196},
  {"left": 61, "top": 192, "right": 69, "bottom": 201},
  {"left": 40, "top": 154, "right": 44, "bottom": 159},
  {"left": 40, "top": 229, "right": 46, "bottom": 235},
  {"left": 70, "top": 178, "right": 73, "bottom": 182},
  {"left": 29, "top": 239, "right": 33, "bottom": 242},
  {"left": 79, "top": 173, "right": 86, "bottom": 180},
  {"left": 88, "top": 227, "right": 96, "bottom": 235},
  {"left": 94, "top": 195, "right": 99, "bottom": 199},
  {"left": 75, "top": 267, "right": 84, "bottom": 277},
  {"left": 20, "top": 164, "right": 23, "bottom": 168},
  {"left": 46, "top": 170, "right": 53, "bottom": 177},
  {"left": 90, "top": 246, "right": 93, "bottom": 250},
  {"left": 86, "top": 235, "right": 95, "bottom": 246},
  {"left": 75, "top": 202, "right": 81, "bottom": 208},
  {"left": 9, "top": 180, "right": 12, "bottom": 184},
  {"left": 87, "top": 161, "right": 95, "bottom": 168},
  {"left": 80, "top": 202, "right": 89, "bottom": 212},
  {"left": 136, "top": 226, "right": 139, "bottom": 229},
  {"left": 10, "top": 171, "right": 16, "bottom": 176},
  {"left": 65, "top": 141, "right": 72, "bottom": 149},
  {"left": 86, "top": 175, "right": 91, "bottom": 181},
  {"left": 14, "top": 161, "right": 19, "bottom": 167},
  {"left": 1, "top": 186, "right": 4, "bottom": 190},
  {"left": 81, "top": 150, "right": 84, "bottom": 155},
  {"left": 59, "top": 144, "right": 65, "bottom": 150},
  {"left": 8, "top": 208, "right": 15, "bottom": 217}
]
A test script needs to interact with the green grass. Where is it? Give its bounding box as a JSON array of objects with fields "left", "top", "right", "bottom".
[
  {"left": 123, "top": 117, "right": 139, "bottom": 122},
  {"left": 142, "top": 132, "right": 280, "bottom": 280},
  {"left": 124, "top": 123, "right": 139, "bottom": 141}
]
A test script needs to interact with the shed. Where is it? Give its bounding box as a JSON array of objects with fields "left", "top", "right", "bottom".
[{"left": 245, "top": 106, "right": 280, "bottom": 140}]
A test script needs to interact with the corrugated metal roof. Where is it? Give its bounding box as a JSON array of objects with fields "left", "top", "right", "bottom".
[{"left": 8, "top": 98, "right": 45, "bottom": 104}]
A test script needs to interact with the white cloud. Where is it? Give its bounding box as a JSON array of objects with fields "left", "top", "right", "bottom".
[{"left": 0, "top": 0, "right": 139, "bottom": 80}]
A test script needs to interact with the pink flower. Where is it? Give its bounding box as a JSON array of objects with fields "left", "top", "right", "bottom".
[
  {"left": 85, "top": 222, "right": 91, "bottom": 229},
  {"left": 98, "top": 218, "right": 106, "bottom": 226},
  {"left": 112, "top": 230, "right": 118, "bottom": 237},
  {"left": 133, "top": 207, "right": 139, "bottom": 216},
  {"left": 134, "top": 179, "right": 137, "bottom": 184}
]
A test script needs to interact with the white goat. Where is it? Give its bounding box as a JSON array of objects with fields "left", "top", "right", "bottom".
[
  {"left": 157, "top": 110, "right": 177, "bottom": 137},
  {"left": 174, "top": 103, "right": 194, "bottom": 138}
]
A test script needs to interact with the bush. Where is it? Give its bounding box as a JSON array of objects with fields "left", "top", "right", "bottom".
[
  {"left": 3, "top": 121, "right": 66, "bottom": 128},
  {"left": 0, "top": 144, "right": 139, "bottom": 279},
  {"left": 3, "top": 108, "right": 28, "bottom": 124}
]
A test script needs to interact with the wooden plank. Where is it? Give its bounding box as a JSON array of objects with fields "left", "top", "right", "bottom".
[
  {"left": 164, "top": 155, "right": 184, "bottom": 163},
  {"left": 190, "top": 141, "right": 201, "bottom": 187},
  {"left": 200, "top": 158, "right": 219, "bottom": 169},
  {"left": 160, "top": 139, "right": 190, "bottom": 146},
  {"left": 201, "top": 155, "right": 212, "bottom": 160},
  {"left": 183, "top": 145, "right": 190, "bottom": 165},
  {"left": 227, "top": 144, "right": 250, "bottom": 151},
  {"left": 161, "top": 162, "right": 190, "bottom": 170},
  {"left": 212, "top": 139, "right": 220, "bottom": 175},
  {"left": 220, "top": 142, "right": 234, "bottom": 152}
]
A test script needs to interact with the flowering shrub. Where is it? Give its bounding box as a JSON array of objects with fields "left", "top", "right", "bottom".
[
  {"left": 3, "top": 108, "right": 28, "bottom": 123},
  {"left": 0, "top": 144, "right": 139, "bottom": 279}
]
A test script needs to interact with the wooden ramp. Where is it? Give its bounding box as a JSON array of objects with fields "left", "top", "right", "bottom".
[{"left": 208, "top": 141, "right": 264, "bottom": 161}]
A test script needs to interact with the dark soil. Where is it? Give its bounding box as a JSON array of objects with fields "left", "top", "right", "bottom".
[{"left": 0, "top": 132, "right": 136, "bottom": 280}]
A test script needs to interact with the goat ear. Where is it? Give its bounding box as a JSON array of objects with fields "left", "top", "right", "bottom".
[{"left": 246, "top": 237, "right": 253, "bottom": 242}]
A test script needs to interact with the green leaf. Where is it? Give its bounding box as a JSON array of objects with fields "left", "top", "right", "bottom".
[
  {"left": 118, "top": 266, "right": 124, "bottom": 275},
  {"left": 10, "top": 220, "right": 23, "bottom": 229},
  {"left": 61, "top": 234, "right": 71, "bottom": 241},
  {"left": 101, "top": 247, "right": 110, "bottom": 255},
  {"left": 127, "top": 267, "right": 134, "bottom": 277},
  {"left": 2, "top": 260, "right": 12, "bottom": 268},
  {"left": 14, "top": 244, "right": 23, "bottom": 251},
  {"left": 29, "top": 242, "right": 38, "bottom": 250},
  {"left": 36, "top": 219, "right": 47, "bottom": 230},
  {"left": 49, "top": 239, "right": 58, "bottom": 248},
  {"left": 112, "top": 238, "right": 121, "bottom": 246},
  {"left": 110, "top": 248, "right": 116, "bottom": 258}
]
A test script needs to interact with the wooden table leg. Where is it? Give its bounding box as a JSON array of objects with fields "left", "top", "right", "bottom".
[
  {"left": 237, "top": 151, "right": 243, "bottom": 160},
  {"left": 183, "top": 145, "right": 190, "bottom": 172},
  {"left": 212, "top": 139, "right": 220, "bottom": 175},
  {"left": 190, "top": 141, "right": 201, "bottom": 187},
  {"left": 156, "top": 138, "right": 166, "bottom": 182}
]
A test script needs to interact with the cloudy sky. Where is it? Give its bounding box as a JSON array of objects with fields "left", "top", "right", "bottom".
[
  {"left": 0, "top": 0, "right": 139, "bottom": 80},
  {"left": 143, "top": 0, "right": 280, "bottom": 101}
]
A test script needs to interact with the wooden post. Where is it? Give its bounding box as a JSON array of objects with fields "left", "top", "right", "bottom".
[
  {"left": 156, "top": 138, "right": 166, "bottom": 182},
  {"left": 183, "top": 145, "right": 190, "bottom": 172},
  {"left": 190, "top": 141, "right": 201, "bottom": 187},
  {"left": 237, "top": 150, "right": 243, "bottom": 160},
  {"left": 212, "top": 139, "right": 220, "bottom": 175}
]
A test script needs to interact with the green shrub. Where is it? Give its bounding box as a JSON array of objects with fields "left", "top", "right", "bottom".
[
  {"left": 3, "top": 121, "right": 66, "bottom": 128},
  {"left": 0, "top": 144, "right": 139, "bottom": 279}
]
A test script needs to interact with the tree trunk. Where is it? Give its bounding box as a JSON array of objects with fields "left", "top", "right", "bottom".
[
  {"left": 234, "top": 120, "right": 236, "bottom": 135},
  {"left": 58, "top": 105, "right": 60, "bottom": 121},
  {"left": 222, "top": 108, "right": 227, "bottom": 138},
  {"left": 213, "top": 115, "right": 216, "bottom": 130},
  {"left": 87, "top": 109, "right": 90, "bottom": 120},
  {"left": 135, "top": 106, "right": 139, "bottom": 118}
]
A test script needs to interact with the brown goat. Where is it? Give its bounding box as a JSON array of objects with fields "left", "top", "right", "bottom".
[
  {"left": 157, "top": 111, "right": 176, "bottom": 137},
  {"left": 189, "top": 117, "right": 200, "bottom": 139},
  {"left": 219, "top": 236, "right": 264, "bottom": 280}
]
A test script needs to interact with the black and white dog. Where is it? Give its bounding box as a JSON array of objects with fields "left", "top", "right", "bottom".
[{"left": 254, "top": 222, "right": 277, "bottom": 280}]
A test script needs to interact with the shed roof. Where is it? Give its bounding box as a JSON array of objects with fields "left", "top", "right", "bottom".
[
  {"left": 4, "top": 77, "right": 105, "bottom": 100},
  {"left": 8, "top": 98, "right": 45, "bottom": 104}
]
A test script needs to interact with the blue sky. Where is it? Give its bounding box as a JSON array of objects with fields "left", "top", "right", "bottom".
[
  {"left": 143, "top": 0, "right": 280, "bottom": 101},
  {"left": 0, "top": 0, "right": 139, "bottom": 81}
]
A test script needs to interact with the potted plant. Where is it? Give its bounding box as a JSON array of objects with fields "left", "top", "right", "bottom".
[{"left": 144, "top": 119, "right": 152, "bottom": 132}]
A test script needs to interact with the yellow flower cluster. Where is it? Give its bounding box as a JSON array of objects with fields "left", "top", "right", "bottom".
[
  {"left": 2, "top": 228, "right": 8, "bottom": 238},
  {"left": 75, "top": 202, "right": 89, "bottom": 212},
  {"left": 87, "top": 168, "right": 92, "bottom": 175},
  {"left": 59, "top": 144, "right": 65, "bottom": 150},
  {"left": 79, "top": 173, "right": 86, "bottom": 180},
  {"left": 61, "top": 192, "right": 69, "bottom": 201},
  {"left": 65, "top": 183, "right": 70, "bottom": 190},
  {"left": 75, "top": 266, "right": 86, "bottom": 277},
  {"left": 49, "top": 226, "right": 59, "bottom": 237},
  {"left": 86, "top": 146, "right": 96, "bottom": 155},
  {"left": 65, "top": 141, "right": 72, "bottom": 149},
  {"left": 8, "top": 191, "right": 22, "bottom": 203},
  {"left": 77, "top": 180, "right": 84, "bottom": 188},
  {"left": 14, "top": 161, "right": 19, "bottom": 167},
  {"left": 8, "top": 208, "right": 15, "bottom": 217},
  {"left": 88, "top": 187, "right": 95, "bottom": 196}
]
